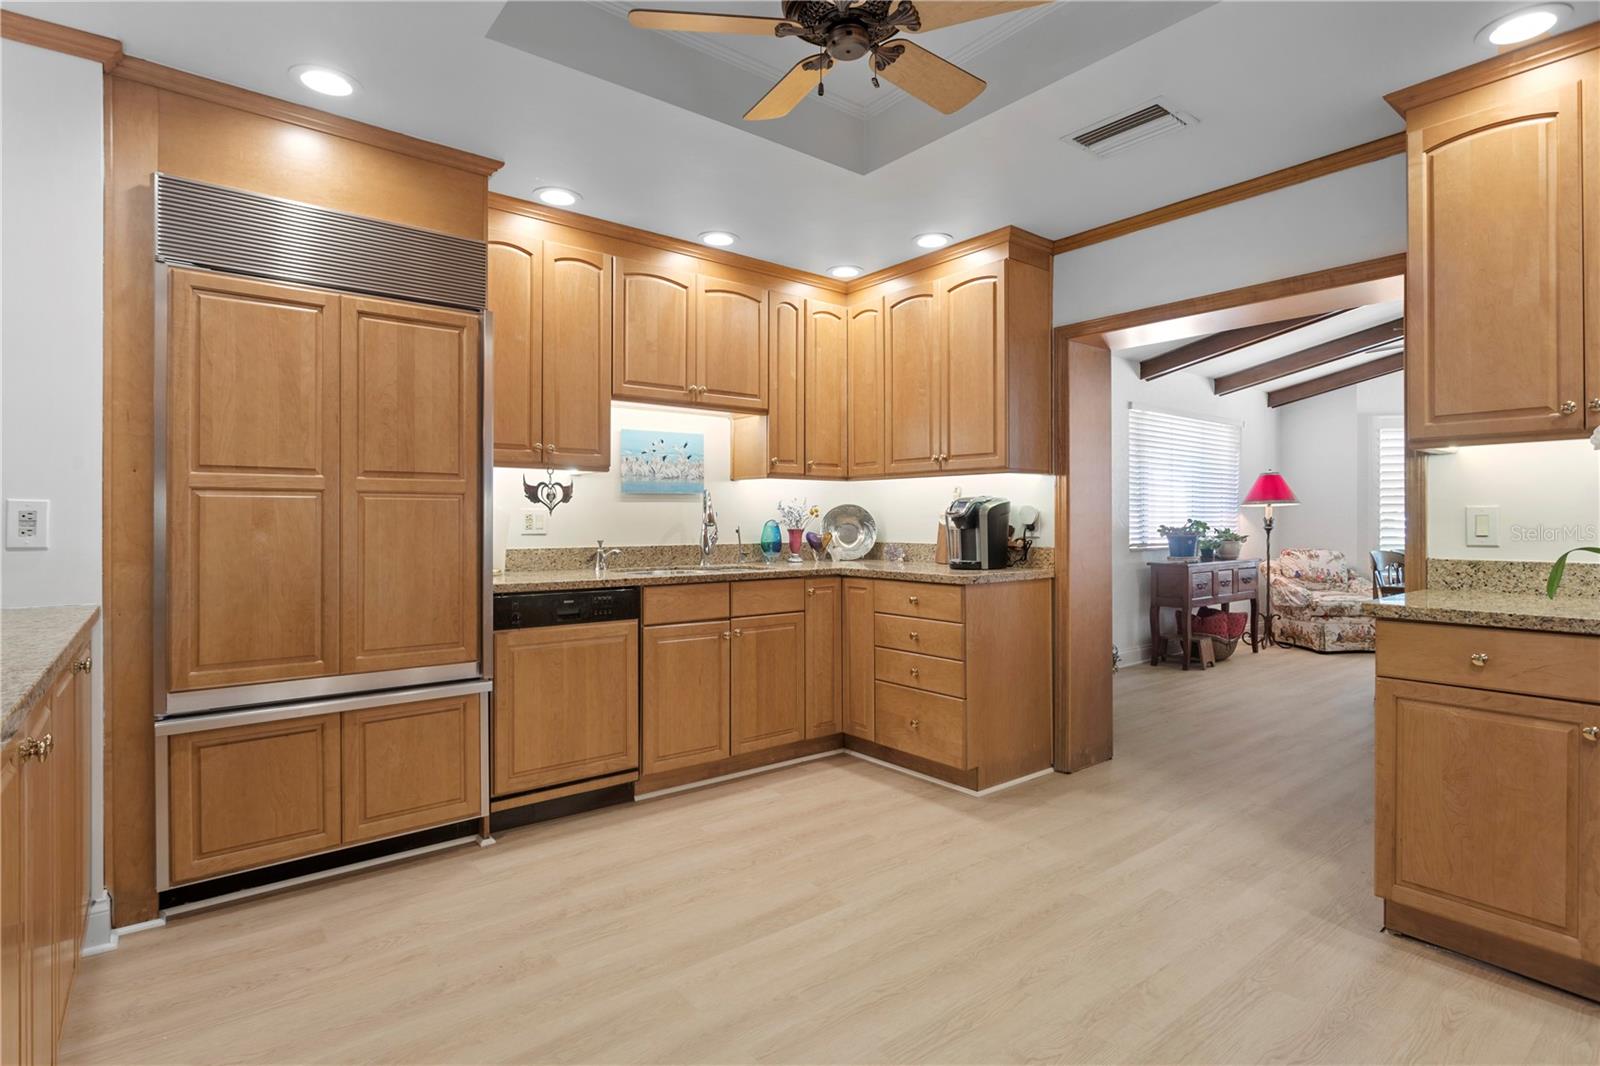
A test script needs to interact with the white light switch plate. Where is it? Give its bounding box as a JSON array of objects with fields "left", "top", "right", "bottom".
[
  {"left": 521, "top": 509, "right": 547, "bottom": 536},
  {"left": 6, "top": 499, "right": 49, "bottom": 549},
  {"left": 1464, "top": 505, "right": 1499, "bottom": 548}
]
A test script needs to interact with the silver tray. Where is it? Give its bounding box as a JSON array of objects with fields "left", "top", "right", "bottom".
[{"left": 823, "top": 504, "right": 877, "bottom": 561}]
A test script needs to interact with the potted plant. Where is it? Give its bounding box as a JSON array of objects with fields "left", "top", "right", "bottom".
[
  {"left": 1157, "top": 519, "right": 1208, "bottom": 559},
  {"left": 1198, "top": 537, "right": 1217, "bottom": 562},
  {"left": 1210, "top": 526, "right": 1249, "bottom": 561}
]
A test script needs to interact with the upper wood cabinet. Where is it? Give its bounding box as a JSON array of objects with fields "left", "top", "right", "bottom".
[
  {"left": 939, "top": 263, "right": 1006, "bottom": 472},
  {"left": 340, "top": 295, "right": 481, "bottom": 675},
  {"left": 166, "top": 270, "right": 342, "bottom": 693},
  {"left": 884, "top": 283, "right": 943, "bottom": 475},
  {"left": 613, "top": 257, "right": 696, "bottom": 406},
  {"left": 804, "top": 299, "right": 848, "bottom": 479},
  {"left": 698, "top": 275, "right": 768, "bottom": 411},
  {"left": 542, "top": 242, "right": 613, "bottom": 470},
  {"left": 1397, "top": 44, "right": 1600, "bottom": 445},
  {"left": 768, "top": 294, "right": 805, "bottom": 476},
  {"left": 487, "top": 236, "right": 543, "bottom": 466},
  {"left": 847, "top": 301, "right": 885, "bottom": 479}
]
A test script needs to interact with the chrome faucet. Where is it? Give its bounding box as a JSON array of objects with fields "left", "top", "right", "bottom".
[
  {"left": 700, "top": 490, "right": 719, "bottom": 566},
  {"left": 593, "top": 539, "right": 622, "bottom": 577}
]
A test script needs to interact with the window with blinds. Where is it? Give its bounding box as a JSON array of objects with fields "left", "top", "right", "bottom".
[
  {"left": 1127, "top": 406, "right": 1242, "bottom": 550},
  {"left": 1377, "top": 423, "right": 1407, "bottom": 552}
]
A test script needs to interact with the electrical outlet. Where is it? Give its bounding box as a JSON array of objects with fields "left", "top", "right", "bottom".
[
  {"left": 6, "top": 499, "right": 49, "bottom": 549},
  {"left": 1465, "top": 505, "right": 1499, "bottom": 548},
  {"left": 521, "top": 509, "right": 547, "bottom": 536}
]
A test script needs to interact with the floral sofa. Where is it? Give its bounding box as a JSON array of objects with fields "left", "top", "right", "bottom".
[{"left": 1269, "top": 548, "right": 1376, "bottom": 653}]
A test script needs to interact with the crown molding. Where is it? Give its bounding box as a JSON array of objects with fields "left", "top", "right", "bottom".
[
  {"left": 847, "top": 225, "right": 1052, "bottom": 291},
  {"left": 1, "top": 8, "right": 122, "bottom": 68},
  {"left": 1385, "top": 22, "right": 1600, "bottom": 115}
]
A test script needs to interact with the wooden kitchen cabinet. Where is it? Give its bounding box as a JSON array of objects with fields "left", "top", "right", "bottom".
[
  {"left": 341, "top": 294, "right": 481, "bottom": 675},
  {"left": 883, "top": 282, "right": 943, "bottom": 476},
  {"left": 21, "top": 698, "right": 55, "bottom": 1066},
  {"left": 492, "top": 622, "right": 639, "bottom": 796},
  {"left": 730, "top": 612, "right": 807, "bottom": 754},
  {"left": 842, "top": 579, "right": 875, "bottom": 739},
  {"left": 165, "top": 269, "right": 342, "bottom": 693},
  {"left": 642, "top": 620, "right": 732, "bottom": 774},
  {"left": 939, "top": 262, "right": 1006, "bottom": 472},
  {"left": 803, "top": 299, "right": 848, "bottom": 479},
  {"left": 542, "top": 241, "right": 613, "bottom": 469},
  {"left": 767, "top": 294, "right": 805, "bottom": 476},
  {"left": 847, "top": 301, "right": 885, "bottom": 478},
  {"left": 805, "top": 580, "right": 842, "bottom": 737},
  {"left": 341, "top": 695, "right": 481, "bottom": 843},
  {"left": 697, "top": 275, "right": 768, "bottom": 411},
  {"left": 1394, "top": 38, "right": 1600, "bottom": 445},
  {"left": 613, "top": 257, "right": 695, "bottom": 405},
  {"left": 487, "top": 229, "right": 544, "bottom": 466}
]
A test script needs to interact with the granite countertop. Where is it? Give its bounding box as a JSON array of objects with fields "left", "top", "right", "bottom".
[
  {"left": 1365, "top": 590, "right": 1600, "bottom": 637},
  {"left": 495, "top": 558, "right": 1053, "bottom": 594},
  {"left": 2, "top": 605, "right": 99, "bottom": 742}
]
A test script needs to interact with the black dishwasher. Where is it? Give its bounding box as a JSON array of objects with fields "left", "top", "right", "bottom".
[{"left": 493, "top": 587, "right": 639, "bottom": 630}]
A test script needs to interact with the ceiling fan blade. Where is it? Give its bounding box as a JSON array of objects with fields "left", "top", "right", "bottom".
[
  {"left": 873, "top": 40, "right": 984, "bottom": 114},
  {"left": 744, "top": 54, "right": 833, "bottom": 121},
  {"left": 628, "top": 8, "right": 797, "bottom": 36},
  {"left": 905, "top": 1, "right": 1050, "bottom": 32}
]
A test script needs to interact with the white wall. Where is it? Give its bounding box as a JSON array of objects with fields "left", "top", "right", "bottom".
[
  {"left": 1426, "top": 440, "right": 1600, "bottom": 563},
  {"left": 0, "top": 39, "right": 109, "bottom": 944},
  {"left": 1108, "top": 359, "right": 1278, "bottom": 661},
  {"left": 494, "top": 402, "right": 1055, "bottom": 563}
]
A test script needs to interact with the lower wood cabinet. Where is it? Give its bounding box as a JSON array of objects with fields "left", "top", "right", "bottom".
[
  {"left": 805, "top": 579, "right": 841, "bottom": 737},
  {"left": 2, "top": 639, "right": 91, "bottom": 1066},
  {"left": 731, "top": 612, "right": 806, "bottom": 754},
  {"left": 492, "top": 622, "right": 639, "bottom": 796},
  {"left": 842, "top": 579, "right": 875, "bottom": 739},
  {"left": 165, "top": 692, "right": 484, "bottom": 886},
  {"left": 642, "top": 619, "right": 732, "bottom": 775}
]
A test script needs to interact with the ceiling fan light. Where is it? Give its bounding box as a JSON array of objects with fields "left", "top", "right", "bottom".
[
  {"left": 700, "top": 231, "right": 738, "bottom": 247},
  {"left": 1476, "top": 3, "right": 1568, "bottom": 46},
  {"left": 829, "top": 265, "right": 863, "bottom": 279},
  {"left": 914, "top": 232, "right": 953, "bottom": 250},
  {"left": 533, "top": 186, "right": 581, "bottom": 207}
]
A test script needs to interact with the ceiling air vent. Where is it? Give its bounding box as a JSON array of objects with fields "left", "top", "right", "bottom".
[{"left": 1066, "top": 98, "right": 1197, "bottom": 159}]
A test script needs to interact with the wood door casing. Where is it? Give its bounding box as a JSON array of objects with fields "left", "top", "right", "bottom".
[
  {"left": 731, "top": 612, "right": 806, "bottom": 754},
  {"left": 939, "top": 264, "right": 1007, "bottom": 471},
  {"left": 492, "top": 623, "right": 639, "bottom": 796},
  {"left": 768, "top": 294, "right": 805, "bottom": 476},
  {"left": 883, "top": 284, "right": 942, "bottom": 475},
  {"left": 1407, "top": 67, "right": 1589, "bottom": 444},
  {"left": 167, "top": 714, "right": 342, "bottom": 885},
  {"left": 847, "top": 301, "right": 885, "bottom": 478},
  {"left": 613, "top": 258, "right": 695, "bottom": 405},
  {"left": 697, "top": 275, "right": 768, "bottom": 411},
  {"left": 340, "top": 295, "right": 480, "bottom": 675},
  {"left": 488, "top": 234, "right": 543, "bottom": 466},
  {"left": 1375, "top": 678, "right": 1599, "bottom": 963},
  {"left": 341, "top": 696, "right": 481, "bottom": 843},
  {"left": 805, "top": 580, "right": 842, "bottom": 737},
  {"left": 804, "top": 299, "right": 848, "bottom": 479},
  {"left": 544, "top": 242, "right": 612, "bottom": 470},
  {"left": 166, "top": 269, "right": 340, "bottom": 692},
  {"left": 642, "top": 621, "right": 731, "bottom": 774},
  {"left": 842, "top": 579, "right": 875, "bottom": 739}
]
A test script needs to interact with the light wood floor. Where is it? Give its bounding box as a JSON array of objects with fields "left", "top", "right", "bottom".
[{"left": 63, "top": 651, "right": 1600, "bottom": 1064}]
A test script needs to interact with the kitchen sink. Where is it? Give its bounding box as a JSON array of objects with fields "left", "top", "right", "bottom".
[{"left": 614, "top": 564, "right": 770, "bottom": 577}]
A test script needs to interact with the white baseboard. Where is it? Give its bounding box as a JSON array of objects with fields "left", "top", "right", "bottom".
[{"left": 79, "top": 893, "right": 118, "bottom": 957}]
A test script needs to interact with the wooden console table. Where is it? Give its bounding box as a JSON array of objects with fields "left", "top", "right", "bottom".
[{"left": 1148, "top": 559, "right": 1261, "bottom": 670}]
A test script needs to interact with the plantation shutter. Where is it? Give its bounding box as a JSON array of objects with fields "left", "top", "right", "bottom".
[
  {"left": 1377, "top": 424, "right": 1407, "bottom": 552},
  {"left": 1127, "top": 406, "right": 1242, "bottom": 550}
]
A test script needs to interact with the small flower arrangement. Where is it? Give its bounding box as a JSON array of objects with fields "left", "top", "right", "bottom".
[{"left": 776, "top": 498, "right": 819, "bottom": 531}]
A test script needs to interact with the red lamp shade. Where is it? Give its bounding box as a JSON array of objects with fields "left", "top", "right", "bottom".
[{"left": 1243, "top": 470, "right": 1298, "bottom": 507}]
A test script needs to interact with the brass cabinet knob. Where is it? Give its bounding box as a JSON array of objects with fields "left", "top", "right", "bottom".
[
  {"left": 908, "top": 718, "right": 920, "bottom": 730},
  {"left": 770, "top": 456, "right": 779, "bottom": 465},
  {"left": 910, "top": 667, "right": 920, "bottom": 679},
  {"left": 1582, "top": 726, "right": 1599, "bottom": 742},
  {"left": 722, "top": 631, "right": 731, "bottom": 640},
  {"left": 807, "top": 588, "right": 816, "bottom": 597},
  {"left": 908, "top": 595, "right": 919, "bottom": 605},
  {"left": 18, "top": 734, "right": 52, "bottom": 762},
  {"left": 545, "top": 442, "right": 557, "bottom": 453},
  {"left": 908, "top": 631, "right": 919, "bottom": 641},
  {"left": 1469, "top": 653, "right": 1489, "bottom": 667},
  {"left": 733, "top": 628, "right": 743, "bottom": 638},
  {"left": 1560, "top": 400, "right": 1578, "bottom": 415},
  {"left": 1590, "top": 398, "right": 1600, "bottom": 413},
  {"left": 806, "top": 459, "right": 815, "bottom": 468},
  {"left": 72, "top": 657, "right": 92, "bottom": 674}
]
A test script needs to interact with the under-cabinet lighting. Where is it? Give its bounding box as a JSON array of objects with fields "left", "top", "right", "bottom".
[{"left": 292, "top": 66, "right": 358, "bottom": 97}]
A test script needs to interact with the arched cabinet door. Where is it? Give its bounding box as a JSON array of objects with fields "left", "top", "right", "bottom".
[
  {"left": 487, "top": 224, "right": 542, "bottom": 467},
  {"left": 612, "top": 257, "right": 694, "bottom": 406},
  {"left": 767, "top": 293, "right": 805, "bottom": 477},
  {"left": 803, "top": 299, "right": 848, "bottom": 479},
  {"left": 697, "top": 275, "right": 768, "bottom": 411},
  {"left": 542, "top": 242, "right": 612, "bottom": 470},
  {"left": 939, "top": 262, "right": 1006, "bottom": 472},
  {"left": 847, "top": 301, "right": 885, "bottom": 479},
  {"left": 883, "top": 283, "right": 942, "bottom": 475}
]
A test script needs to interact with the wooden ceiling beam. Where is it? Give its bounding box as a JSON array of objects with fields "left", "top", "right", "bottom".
[
  {"left": 1138, "top": 310, "right": 1349, "bottom": 380},
  {"left": 1213, "top": 317, "right": 1403, "bottom": 395},
  {"left": 1266, "top": 353, "right": 1404, "bottom": 408}
]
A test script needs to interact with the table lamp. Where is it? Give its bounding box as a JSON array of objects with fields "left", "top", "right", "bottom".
[{"left": 1243, "top": 470, "right": 1298, "bottom": 648}]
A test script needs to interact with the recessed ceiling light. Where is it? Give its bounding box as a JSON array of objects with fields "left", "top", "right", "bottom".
[
  {"left": 1476, "top": 3, "right": 1568, "bottom": 46},
  {"left": 700, "top": 231, "right": 738, "bottom": 248},
  {"left": 533, "top": 186, "right": 581, "bottom": 207},
  {"left": 291, "top": 65, "right": 357, "bottom": 97},
  {"left": 829, "top": 265, "right": 863, "bottom": 279},
  {"left": 914, "top": 232, "right": 953, "bottom": 250}
]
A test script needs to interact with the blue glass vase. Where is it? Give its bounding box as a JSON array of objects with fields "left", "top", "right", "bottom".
[{"left": 759, "top": 519, "right": 782, "bottom": 563}]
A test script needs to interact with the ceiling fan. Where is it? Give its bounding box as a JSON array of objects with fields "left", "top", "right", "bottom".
[{"left": 628, "top": 1, "right": 1049, "bottom": 120}]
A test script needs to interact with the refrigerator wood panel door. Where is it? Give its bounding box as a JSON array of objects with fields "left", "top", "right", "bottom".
[
  {"left": 165, "top": 269, "right": 342, "bottom": 693},
  {"left": 340, "top": 295, "right": 481, "bottom": 675}
]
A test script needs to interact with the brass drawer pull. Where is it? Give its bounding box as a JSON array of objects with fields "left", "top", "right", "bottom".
[
  {"left": 910, "top": 667, "right": 920, "bottom": 679},
  {"left": 1469, "top": 653, "right": 1489, "bottom": 667},
  {"left": 908, "top": 631, "right": 919, "bottom": 641},
  {"left": 907, "top": 595, "right": 919, "bottom": 605},
  {"left": 908, "top": 718, "right": 920, "bottom": 730},
  {"left": 1583, "top": 726, "right": 1598, "bottom": 742}
]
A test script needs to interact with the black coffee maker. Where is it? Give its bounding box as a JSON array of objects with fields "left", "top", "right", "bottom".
[{"left": 943, "top": 496, "right": 1010, "bottom": 570}]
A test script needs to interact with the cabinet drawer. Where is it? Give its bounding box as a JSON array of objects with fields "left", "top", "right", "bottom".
[
  {"left": 731, "top": 578, "right": 804, "bottom": 616},
  {"left": 873, "top": 614, "right": 964, "bottom": 660},
  {"left": 1376, "top": 620, "right": 1600, "bottom": 702},
  {"left": 873, "top": 580, "right": 963, "bottom": 622},
  {"left": 1236, "top": 566, "right": 1258, "bottom": 592},
  {"left": 1215, "top": 569, "right": 1234, "bottom": 594},
  {"left": 873, "top": 682, "right": 967, "bottom": 769},
  {"left": 876, "top": 647, "right": 965, "bottom": 698},
  {"left": 642, "top": 582, "right": 730, "bottom": 625},
  {"left": 1190, "top": 572, "right": 1215, "bottom": 599}
]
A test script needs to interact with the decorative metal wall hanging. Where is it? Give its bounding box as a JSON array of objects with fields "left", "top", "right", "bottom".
[{"left": 524, "top": 471, "right": 575, "bottom": 514}]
